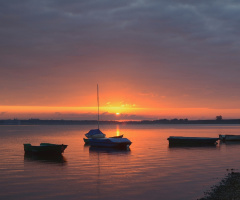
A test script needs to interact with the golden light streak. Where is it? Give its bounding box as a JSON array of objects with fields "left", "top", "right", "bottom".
[{"left": 116, "top": 124, "right": 120, "bottom": 136}]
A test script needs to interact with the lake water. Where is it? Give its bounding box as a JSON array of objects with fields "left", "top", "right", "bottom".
[{"left": 1, "top": 124, "right": 240, "bottom": 200}]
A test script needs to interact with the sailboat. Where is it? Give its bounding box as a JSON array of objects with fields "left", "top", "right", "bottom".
[{"left": 83, "top": 85, "right": 132, "bottom": 149}]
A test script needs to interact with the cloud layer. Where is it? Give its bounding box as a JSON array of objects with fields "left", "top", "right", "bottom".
[{"left": 1, "top": 0, "right": 240, "bottom": 119}]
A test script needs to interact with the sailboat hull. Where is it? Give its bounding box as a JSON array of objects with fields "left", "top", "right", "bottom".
[{"left": 87, "top": 138, "right": 132, "bottom": 149}]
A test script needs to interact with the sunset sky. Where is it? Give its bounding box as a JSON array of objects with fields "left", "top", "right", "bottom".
[{"left": 1, "top": 0, "right": 240, "bottom": 120}]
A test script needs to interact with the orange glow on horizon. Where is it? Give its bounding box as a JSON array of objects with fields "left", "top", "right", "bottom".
[
  {"left": 0, "top": 105, "right": 240, "bottom": 120},
  {"left": 0, "top": 105, "right": 144, "bottom": 117}
]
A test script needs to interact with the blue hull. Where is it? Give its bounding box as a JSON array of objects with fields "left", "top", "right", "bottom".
[{"left": 88, "top": 138, "right": 132, "bottom": 149}]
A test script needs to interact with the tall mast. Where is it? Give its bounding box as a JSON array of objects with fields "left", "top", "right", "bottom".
[{"left": 97, "top": 84, "right": 99, "bottom": 130}]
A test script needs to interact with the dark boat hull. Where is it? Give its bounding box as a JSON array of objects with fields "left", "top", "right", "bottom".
[
  {"left": 167, "top": 137, "right": 219, "bottom": 146},
  {"left": 110, "top": 135, "right": 123, "bottom": 138},
  {"left": 83, "top": 138, "right": 90, "bottom": 144},
  {"left": 24, "top": 143, "right": 68, "bottom": 155},
  {"left": 219, "top": 134, "right": 240, "bottom": 141},
  {"left": 84, "top": 135, "right": 124, "bottom": 144},
  {"left": 87, "top": 138, "right": 132, "bottom": 149}
]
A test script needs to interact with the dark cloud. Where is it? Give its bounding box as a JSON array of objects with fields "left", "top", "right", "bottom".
[
  {"left": 1, "top": 0, "right": 240, "bottom": 113},
  {"left": 2, "top": 0, "right": 240, "bottom": 64}
]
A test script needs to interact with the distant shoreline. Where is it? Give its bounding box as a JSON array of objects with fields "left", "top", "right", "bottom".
[{"left": 1, "top": 119, "right": 240, "bottom": 125}]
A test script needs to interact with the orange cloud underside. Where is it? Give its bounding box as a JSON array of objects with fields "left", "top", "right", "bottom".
[{"left": 0, "top": 105, "right": 143, "bottom": 115}]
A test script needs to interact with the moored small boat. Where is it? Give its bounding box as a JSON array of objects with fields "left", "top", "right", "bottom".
[
  {"left": 167, "top": 136, "right": 219, "bottom": 146},
  {"left": 24, "top": 143, "right": 68, "bottom": 155},
  {"left": 219, "top": 134, "right": 240, "bottom": 141},
  {"left": 83, "top": 85, "right": 132, "bottom": 148}
]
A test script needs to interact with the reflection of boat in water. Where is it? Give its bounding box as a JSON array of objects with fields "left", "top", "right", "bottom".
[
  {"left": 168, "top": 143, "right": 219, "bottom": 148},
  {"left": 88, "top": 142, "right": 131, "bottom": 196},
  {"left": 220, "top": 140, "right": 240, "bottom": 146},
  {"left": 89, "top": 146, "right": 131, "bottom": 154},
  {"left": 219, "top": 134, "right": 240, "bottom": 141},
  {"left": 24, "top": 153, "right": 67, "bottom": 164},
  {"left": 167, "top": 136, "right": 219, "bottom": 146},
  {"left": 24, "top": 143, "right": 68, "bottom": 155}
]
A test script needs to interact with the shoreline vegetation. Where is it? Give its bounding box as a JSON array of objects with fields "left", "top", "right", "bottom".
[
  {"left": 1, "top": 118, "right": 240, "bottom": 125},
  {"left": 198, "top": 171, "right": 240, "bottom": 200}
]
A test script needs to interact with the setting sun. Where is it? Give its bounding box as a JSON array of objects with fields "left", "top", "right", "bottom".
[{"left": 116, "top": 113, "right": 120, "bottom": 116}]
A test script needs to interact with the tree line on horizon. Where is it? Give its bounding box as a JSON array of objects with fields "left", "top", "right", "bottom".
[{"left": 0, "top": 115, "right": 240, "bottom": 125}]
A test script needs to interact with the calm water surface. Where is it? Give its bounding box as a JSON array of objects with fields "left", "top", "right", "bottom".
[{"left": 1, "top": 124, "right": 240, "bottom": 200}]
